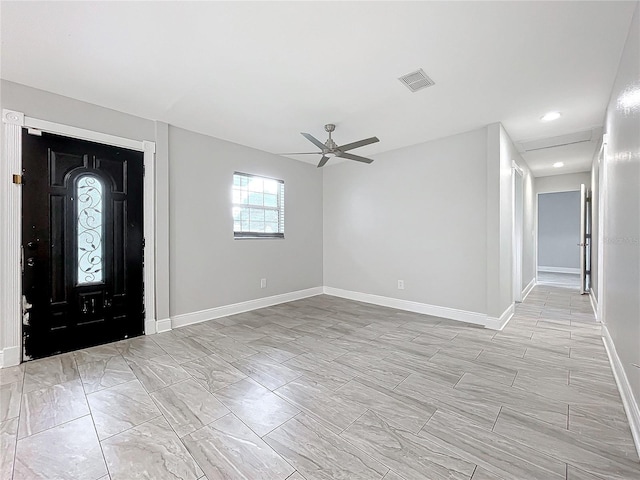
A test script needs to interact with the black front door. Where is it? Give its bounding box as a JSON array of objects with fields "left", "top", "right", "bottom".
[{"left": 22, "top": 131, "right": 145, "bottom": 360}]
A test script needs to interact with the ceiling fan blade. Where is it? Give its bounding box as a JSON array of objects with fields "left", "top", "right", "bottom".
[
  {"left": 317, "top": 156, "right": 330, "bottom": 168},
  {"left": 278, "top": 152, "right": 322, "bottom": 155},
  {"left": 338, "top": 136, "right": 380, "bottom": 152},
  {"left": 301, "top": 133, "right": 328, "bottom": 150},
  {"left": 338, "top": 152, "right": 374, "bottom": 164}
]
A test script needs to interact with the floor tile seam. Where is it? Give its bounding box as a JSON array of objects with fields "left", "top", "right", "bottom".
[
  {"left": 95, "top": 412, "right": 165, "bottom": 443},
  {"left": 107, "top": 406, "right": 208, "bottom": 479},
  {"left": 3, "top": 380, "right": 23, "bottom": 424},
  {"left": 77, "top": 360, "right": 137, "bottom": 396},
  {"left": 469, "top": 464, "right": 478, "bottom": 480},
  {"left": 7, "top": 417, "right": 19, "bottom": 480},
  {"left": 421, "top": 410, "right": 567, "bottom": 480},
  {"left": 326, "top": 407, "right": 393, "bottom": 479},
  {"left": 17, "top": 384, "right": 91, "bottom": 440},
  {"left": 86, "top": 404, "right": 110, "bottom": 479},
  {"left": 258, "top": 414, "right": 335, "bottom": 478},
  {"left": 73, "top": 350, "right": 123, "bottom": 368},
  {"left": 490, "top": 406, "right": 503, "bottom": 432},
  {"left": 494, "top": 405, "right": 640, "bottom": 468},
  {"left": 16, "top": 412, "right": 93, "bottom": 444}
]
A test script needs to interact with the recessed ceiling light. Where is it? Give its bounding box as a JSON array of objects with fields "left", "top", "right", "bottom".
[
  {"left": 553, "top": 162, "right": 564, "bottom": 168},
  {"left": 541, "top": 111, "right": 562, "bottom": 122}
]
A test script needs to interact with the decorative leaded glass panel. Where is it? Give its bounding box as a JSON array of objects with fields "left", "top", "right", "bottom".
[{"left": 76, "top": 175, "right": 104, "bottom": 284}]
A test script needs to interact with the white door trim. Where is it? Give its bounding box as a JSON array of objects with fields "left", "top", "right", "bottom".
[
  {"left": 512, "top": 162, "right": 524, "bottom": 302},
  {"left": 597, "top": 135, "right": 607, "bottom": 323},
  {"left": 1, "top": 109, "right": 157, "bottom": 367},
  {"left": 535, "top": 189, "right": 581, "bottom": 280}
]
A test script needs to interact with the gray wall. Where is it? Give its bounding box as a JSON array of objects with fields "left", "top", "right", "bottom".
[
  {"left": 0, "top": 80, "right": 323, "bottom": 331},
  {"left": 537, "top": 191, "right": 581, "bottom": 269},
  {"left": 602, "top": 2, "right": 640, "bottom": 416},
  {"left": 169, "top": 126, "right": 323, "bottom": 317},
  {"left": 0, "top": 80, "right": 170, "bottom": 352},
  {"left": 323, "top": 127, "right": 488, "bottom": 314},
  {"left": 0, "top": 80, "right": 155, "bottom": 140}
]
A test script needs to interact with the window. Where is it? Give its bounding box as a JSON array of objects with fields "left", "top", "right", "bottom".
[
  {"left": 76, "top": 175, "right": 104, "bottom": 284},
  {"left": 232, "top": 172, "right": 284, "bottom": 238}
]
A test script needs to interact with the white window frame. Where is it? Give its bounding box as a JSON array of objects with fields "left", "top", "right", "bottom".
[{"left": 232, "top": 171, "right": 285, "bottom": 239}]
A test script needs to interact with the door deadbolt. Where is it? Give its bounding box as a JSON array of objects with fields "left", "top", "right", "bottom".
[{"left": 26, "top": 257, "right": 35, "bottom": 267}]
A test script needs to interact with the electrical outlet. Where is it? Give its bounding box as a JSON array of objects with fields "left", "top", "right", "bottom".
[
  {"left": 397, "top": 280, "right": 404, "bottom": 290},
  {"left": 260, "top": 278, "right": 267, "bottom": 289}
]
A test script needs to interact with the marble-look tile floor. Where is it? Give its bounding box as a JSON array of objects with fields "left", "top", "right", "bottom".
[
  {"left": 1, "top": 284, "right": 639, "bottom": 479},
  {"left": 537, "top": 271, "right": 581, "bottom": 288}
]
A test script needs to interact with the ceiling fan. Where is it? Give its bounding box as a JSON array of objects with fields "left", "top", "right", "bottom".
[{"left": 283, "top": 124, "right": 379, "bottom": 168}]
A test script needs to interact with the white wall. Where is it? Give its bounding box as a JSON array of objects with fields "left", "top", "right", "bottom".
[
  {"left": 535, "top": 172, "right": 591, "bottom": 194},
  {"left": 521, "top": 162, "right": 536, "bottom": 288},
  {"left": 323, "top": 127, "right": 488, "bottom": 315},
  {"left": 538, "top": 191, "right": 581, "bottom": 270},
  {"left": 591, "top": 145, "right": 602, "bottom": 299},
  {"left": 498, "top": 125, "right": 536, "bottom": 305},
  {"left": 601, "top": 1, "right": 640, "bottom": 426},
  {"left": 168, "top": 126, "right": 323, "bottom": 317}
]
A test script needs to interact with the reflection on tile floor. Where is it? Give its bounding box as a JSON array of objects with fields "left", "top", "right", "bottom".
[
  {"left": 2, "top": 285, "right": 639, "bottom": 479},
  {"left": 537, "top": 271, "right": 581, "bottom": 288}
]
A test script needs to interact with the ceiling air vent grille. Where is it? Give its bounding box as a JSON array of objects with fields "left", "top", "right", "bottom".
[{"left": 399, "top": 69, "right": 435, "bottom": 92}]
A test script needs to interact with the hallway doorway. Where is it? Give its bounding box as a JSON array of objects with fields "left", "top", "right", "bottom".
[{"left": 537, "top": 190, "right": 581, "bottom": 289}]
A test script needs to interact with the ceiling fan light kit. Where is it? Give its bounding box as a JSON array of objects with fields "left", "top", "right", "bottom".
[{"left": 288, "top": 123, "right": 380, "bottom": 168}]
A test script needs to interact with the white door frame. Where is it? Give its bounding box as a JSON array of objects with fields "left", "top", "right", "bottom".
[
  {"left": 512, "top": 162, "right": 524, "bottom": 302},
  {"left": 597, "top": 134, "right": 608, "bottom": 323},
  {"left": 535, "top": 189, "right": 581, "bottom": 284},
  {"left": 1, "top": 109, "right": 157, "bottom": 367}
]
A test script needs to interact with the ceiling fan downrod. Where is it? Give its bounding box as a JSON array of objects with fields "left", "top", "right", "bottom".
[{"left": 324, "top": 124, "right": 337, "bottom": 150}]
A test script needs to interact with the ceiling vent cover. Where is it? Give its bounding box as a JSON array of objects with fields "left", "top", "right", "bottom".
[{"left": 399, "top": 69, "right": 435, "bottom": 92}]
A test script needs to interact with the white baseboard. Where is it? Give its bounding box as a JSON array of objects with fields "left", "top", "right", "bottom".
[
  {"left": 0, "top": 346, "right": 21, "bottom": 368},
  {"left": 156, "top": 318, "right": 172, "bottom": 333},
  {"left": 145, "top": 318, "right": 157, "bottom": 335},
  {"left": 522, "top": 278, "right": 536, "bottom": 301},
  {"left": 602, "top": 325, "right": 640, "bottom": 459},
  {"left": 171, "top": 287, "right": 324, "bottom": 329},
  {"left": 322, "top": 286, "right": 492, "bottom": 328},
  {"left": 538, "top": 266, "right": 580, "bottom": 274},
  {"left": 589, "top": 288, "right": 598, "bottom": 319},
  {"left": 486, "top": 303, "right": 515, "bottom": 331}
]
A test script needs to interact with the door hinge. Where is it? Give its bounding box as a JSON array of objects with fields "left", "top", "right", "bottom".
[
  {"left": 12, "top": 174, "right": 23, "bottom": 185},
  {"left": 142, "top": 238, "right": 146, "bottom": 248},
  {"left": 143, "top": 165, "right": 146, "bottom": 177}
]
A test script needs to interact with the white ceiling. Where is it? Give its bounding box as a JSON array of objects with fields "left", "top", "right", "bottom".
[{"left": 1, "top": 1, "right": 635, "bottom": 175}]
